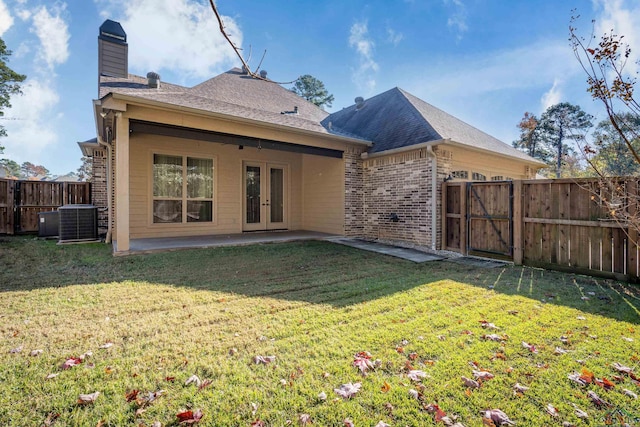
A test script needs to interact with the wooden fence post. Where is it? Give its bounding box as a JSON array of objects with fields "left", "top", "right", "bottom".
[
  {"left": 627, "top": 178, "right": 638, "bottom": 279},
  {"left": 460, "top": 183, "right": 468, "bottom": 255},
  {"left": 512, "top": 180, "right": 523, "bottom": 265},
  {"left": 441, "top": 182, "right": 447, "bottom": 251}
]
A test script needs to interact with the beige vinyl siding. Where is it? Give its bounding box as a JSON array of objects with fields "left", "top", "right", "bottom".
[
  {"left": 444, "top": 144, "right": 535, "bottom": 180},
  {"left": 301, "top": 154, "right": 345, "bottom": 234},
  {"left": 128, "top": 133, "right": 305, "bottom": 239}
]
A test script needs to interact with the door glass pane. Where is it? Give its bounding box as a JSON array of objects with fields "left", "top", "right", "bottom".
[
  {"left": 246, "top": 166, "right": 261, "bottom": 224},
  {"left": 270, "top": 168, "right": 284, "bottom": 223}
]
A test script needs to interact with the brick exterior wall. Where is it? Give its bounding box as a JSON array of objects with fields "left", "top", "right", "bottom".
[
  {"left": 91, "top": 149, "right": 109, "bottom": 235},
  {"left": 355, "top": 147, "right": 452, "bottom": 248},
  {"left": 344, "top": 145, "right": 366, "bottom": 236}
]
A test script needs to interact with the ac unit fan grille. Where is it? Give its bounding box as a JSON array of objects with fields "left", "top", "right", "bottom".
[{"left": 59, "top": 205, "right": 98, "bottom": 242}]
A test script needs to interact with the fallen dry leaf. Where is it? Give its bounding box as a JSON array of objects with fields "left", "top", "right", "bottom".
[
  {"left": 253, "top": 355, "right": 276, "bottom": 364},
  {"left": 407, "top": 370, "right": 427, "bottom": 382},
  {"left": 483, "top": 409, "right": 515, "bottom": 426},
  {"left": 77, "top": 391, "right": 100, "bottom": 405},
  {"left": 587, "top": 390, "right": 611, "bottom": 408},
  {"left": 318, "top": 391, "right": 327, "bottom": 401},
  {"left": 545, "top": 403, "right": 559, "bottom": 417},
  {"left": 374, "top": 422, "right": 390, "bottom": 427},
  {"left": 334, "top": 382, "right": 361, "bottom": 399},
  {"left": 45, "top": 373, "right": 59, "bottom": 380},
  {"left": 622, "top": 388, "right": 638, "bottom": 399},
  {"left": 521, "top": 341, "right": 537, "bottom": 353},
  {"left": 185, "top": 374, "right": 202, "bottom": 387},
  {"left": 9, "top": 345, "right": 23, "bottom": 354},
  {"left": 176, "top": 408, "right": 203, "bottom": 424},
  {"left": 61, "top": 357, "right": 82, "bottom": 370},
  {"left": 29, "top": 349, "right": 43, "bottom": 357},
  {"left": 571, "top": 403, "right": 589, "bottom": 419},
  {"left": 198, "top": 379, "right": 213, "bottom": 392},
  {"left": 612, "top": 362, "right": 634, "bottom": 374},
  {"left": 125, "top": 389, "right": 139, "bottom": 402},
  {"left": 512, "top": 383, "right": 529, "bottom": 395},
  {"left": 42, "top": 412, "right": 60, "bottom": 427},
  {"left": 98, "top": 342, "right": 113, "bottom": 349},
  {"left": 298, "top": 413, "right": 312, "bottom": 425},
  {"left": 381, "top": 381, "right": 391, "bottom": 393},
  {"left": 462, "top": 376, "right": 480, "bottom": 389},
  {"left": 343, "top": 418, "right": 354, "bottom": 427},
  {"left": 473, "top": 370, "right": 494, "bottom": 381},
  {"left": 353, "top": 354, "right": 374, "bottom": 375}
]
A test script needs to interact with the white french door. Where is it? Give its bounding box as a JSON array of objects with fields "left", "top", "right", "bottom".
[{"left": 243, "top": 162, "right": 288, "bottom": 231}]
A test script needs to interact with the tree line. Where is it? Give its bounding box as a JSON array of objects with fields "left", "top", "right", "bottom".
[{"left": 512, "top": 103, "right": 640, "bottom": 178}]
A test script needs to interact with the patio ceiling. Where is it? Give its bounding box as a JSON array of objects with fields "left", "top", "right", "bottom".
[{"left": 129, "top": 119, "right": 345, "bottom": 158}]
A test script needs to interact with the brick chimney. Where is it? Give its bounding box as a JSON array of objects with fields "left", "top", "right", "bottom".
[{"left": 98, "top": 19, "right": 128, "bottom": 78}]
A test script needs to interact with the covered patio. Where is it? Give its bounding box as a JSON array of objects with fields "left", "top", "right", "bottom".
[{"left": 113, "top": 230, "right": 338, "bottom": 255}]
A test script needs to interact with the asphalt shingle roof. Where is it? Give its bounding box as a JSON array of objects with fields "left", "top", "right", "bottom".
[
  {"left": 99, "top": 69, "right": 362, "bottom": 140},
  {"left": 323, "top": 87, "right": 541, "bottom": 163},
  {"left": 99, "top": 70, "right": 540, "bottom": 163}
]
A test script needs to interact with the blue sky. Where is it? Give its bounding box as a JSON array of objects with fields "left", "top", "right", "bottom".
[{"left": 0, "top": 0, "right": 639, "bottom": 176}]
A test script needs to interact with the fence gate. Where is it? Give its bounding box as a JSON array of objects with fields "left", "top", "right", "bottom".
[
  {"left": 0, "top": 179, "right": 91, "bottom": 234},
  {"left": 466, "top": 181, "right": 513, "bottom": 258}
]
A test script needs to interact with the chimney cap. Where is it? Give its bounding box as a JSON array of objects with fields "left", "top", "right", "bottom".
[
  {"left": 259, "top": 69, "right": 268, "bottom": 79},
  {"left": 99, "top": 19, "right": 127, "bottom": 45}
]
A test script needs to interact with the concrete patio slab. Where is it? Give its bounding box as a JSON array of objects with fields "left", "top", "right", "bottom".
[
  {"left": 446, "top": 256, "right": 511, "bottom": 268},
  {"left": 327, "top": 237, "right": 445, "bottom": 263},
  {"left": 115, "top": 231, "right": 337, "bottom": 255}
]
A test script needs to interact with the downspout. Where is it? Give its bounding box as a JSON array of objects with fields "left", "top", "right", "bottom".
[
  {"left": 97, "top": 126, "right": 113, "bottom": 243},
  {"left": 426, "top": 146, "right": 437, "bottom": 251}
]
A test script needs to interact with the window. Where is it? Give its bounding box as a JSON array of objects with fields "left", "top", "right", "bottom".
[
  {"left": 491, "top": 176, "right": 503, "bottom": 181},
  {"left": 472, "top": 172, "right": 487, "bottom": 181},
  {"left": 153, "top": 154, "right": 213, "bottom": 223},
  {"left": 451, "top": 170, "right": 468, "bottom": 179}
]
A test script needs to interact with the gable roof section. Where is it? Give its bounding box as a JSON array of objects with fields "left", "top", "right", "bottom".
[
  {"left": 99, "top": 70, "right": 370, "bottom": 144},
  {"left": 324, "top": 87, "right": 542, "bottom": 164}
]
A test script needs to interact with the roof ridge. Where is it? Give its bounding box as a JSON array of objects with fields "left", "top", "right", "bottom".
[{"left": 399, "top": 88, "right": 503, "bottom": 144}]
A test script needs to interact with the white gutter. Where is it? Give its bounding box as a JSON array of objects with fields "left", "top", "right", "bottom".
[
  {"left": 93, "top": 100, "right": 113, "bottom": 244},
  {"left": 360, "top": 138, "right": 450, "bottom": 159}
]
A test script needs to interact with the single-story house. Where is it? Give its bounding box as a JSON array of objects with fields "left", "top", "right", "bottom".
[{"left": 80, "top": 19, "right": 544, "bottom": 254}]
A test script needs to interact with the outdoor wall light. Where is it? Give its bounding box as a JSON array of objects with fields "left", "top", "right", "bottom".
[
  {"left": 443, "top": 174, "right": 453, "bottom": 182},
  {"left": 389, "top": 213, "right": 400, "bottom": 222}
]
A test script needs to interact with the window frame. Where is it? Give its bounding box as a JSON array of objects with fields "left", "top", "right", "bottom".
[{"left": 151, "top": 152, "right": 216, "bottom": 226}]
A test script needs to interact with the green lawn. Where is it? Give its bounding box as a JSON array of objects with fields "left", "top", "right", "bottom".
[{"left": 0, "top": 236, "right": 639, "bottom": 426}]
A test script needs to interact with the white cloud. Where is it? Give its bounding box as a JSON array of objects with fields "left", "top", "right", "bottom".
[
  {"left": 444, "top": 0, "right": 468, "bottom": 40},
  {"left": 592, "top": 0, "right": 640, "bottom": 74},
  {"left": 349, "top": 21, "right": 379, "bottom": 92},
  {"left": 17, "top": 8, "right": 31, "bottom": 21},
  {"left": 541, "top": 78, "right": 563, "bottom": 110},
  {"left": 2, "top": 79, "right": 61, "bottom": 165},
  {"left": 386, "top": 28, "right": 403, "bottom": 46},
  {"left": 407, "top": 39, "right": 579, "bottom": 100},
  {"left": 31, "top": 5, "right": 70, "bottom": 70},
  {"left": 93, "top": 0, "right": 242, "bottom": 80},
  {"left": 0, "top": 0, "right": 13, "bottom": 36}
]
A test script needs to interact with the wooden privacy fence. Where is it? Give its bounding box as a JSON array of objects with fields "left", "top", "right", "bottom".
[
  {"left": 443, "top": 178, "right": 640, "bottom": 281},
  {"left": 0, "top": 178, "right": 91, "bottom": 234}
]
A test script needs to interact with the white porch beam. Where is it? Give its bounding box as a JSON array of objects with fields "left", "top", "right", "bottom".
[{"left": 114, "top": 114, "right": 130, "bottom": 252}]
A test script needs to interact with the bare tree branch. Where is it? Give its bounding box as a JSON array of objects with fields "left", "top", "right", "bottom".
[{"left": 208, "top": 0, "right": 297, "bottom": 85}]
